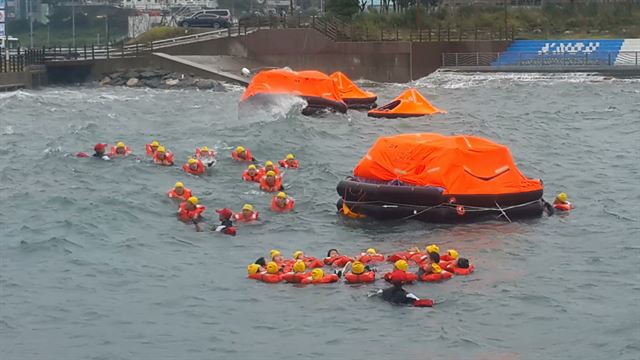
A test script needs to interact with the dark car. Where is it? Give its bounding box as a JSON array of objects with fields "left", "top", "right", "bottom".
[{"left": 178, "top": 13, "right": 229, "bottom": 29}]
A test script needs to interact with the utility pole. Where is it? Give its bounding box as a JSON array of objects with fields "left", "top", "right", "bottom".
[{"left": 29, "top": 0, "right": 33, "bottom": 48}]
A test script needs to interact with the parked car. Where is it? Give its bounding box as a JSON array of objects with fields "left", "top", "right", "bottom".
[
  {"left": 178, "top": 13, "right": 229, "bottom": 29},
  {"left": 208, "top": 9, "right": 233, "bottom": 23}
]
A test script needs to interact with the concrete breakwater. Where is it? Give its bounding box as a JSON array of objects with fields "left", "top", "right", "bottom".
[{"left": 98, "top": 68, "right": 228, "bottom": 91}]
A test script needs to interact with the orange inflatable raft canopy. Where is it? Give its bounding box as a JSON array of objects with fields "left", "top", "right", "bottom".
[
  {"left": 330, "top": 71, "right": 377, "bottom": 109},
  {"left": 353, "top": 133, "right": 543, "bottom": 195},
  {"left": 368, "top": 88, "right": 445, "bottom": 118},
  {"left": 241, "top": 69, "right": 347, "bottom": 113}
]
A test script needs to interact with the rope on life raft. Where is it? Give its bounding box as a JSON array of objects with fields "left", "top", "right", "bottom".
[{"left": 494, "top": 201, "right": 512, "bottom": 223}]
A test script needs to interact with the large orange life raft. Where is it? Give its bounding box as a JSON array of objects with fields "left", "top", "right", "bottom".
[
  {"left": 240, "top": 69, "right": 347, "bottom": 114},
  {"left": 368, "top": 88, "right": 445, "bottom": 118},
  {"left": 329, "top": 71, "right": 377, "bottom": 109},
  {"left": 337, "top": 133, "right": 545, "bottom": 223}
]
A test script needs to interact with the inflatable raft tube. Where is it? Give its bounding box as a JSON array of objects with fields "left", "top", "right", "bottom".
[
  {"left": 337, "top": 198, "right": 545, "bottom": 223},
  {"left": 337, "top": 178, "right": 544, "bottom": 208}
]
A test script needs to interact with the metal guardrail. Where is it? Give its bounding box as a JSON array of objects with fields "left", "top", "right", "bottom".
[
  {"left": 0, "top": 49, "right": 46, "bottom": 72},
  {"left": 442, "top": 51, "right": 640, "bottom": 67}
]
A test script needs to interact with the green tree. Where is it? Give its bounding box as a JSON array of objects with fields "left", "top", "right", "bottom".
[{"left": 327, "top": 0, "right": 360, "bottom": 19}]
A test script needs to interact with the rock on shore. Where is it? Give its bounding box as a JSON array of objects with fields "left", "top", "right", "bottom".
[{"left": 99, "top": 68, "right": 227, "bottom": 91}]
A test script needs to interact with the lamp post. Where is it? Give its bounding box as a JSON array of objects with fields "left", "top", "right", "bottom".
[
  {"left": 72, "top": 0, "right": 76, "bottom": 48},
  {"left": 28, "top": 0, "right": 33, "bottom": 48}
]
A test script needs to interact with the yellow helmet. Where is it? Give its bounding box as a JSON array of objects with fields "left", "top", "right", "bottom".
[
  {"left": 157, "top": 146, "right": 166, "bottom": 153},
  {"left": 426, "top": 244, "right": 440, "bottom": 254},
  {"left": 557, "top": 192, "right": 568, "bottom": 202},
  {"left": 116, "top": 141, "right": 125, "bottom": 148},
  {"left": 248, "top": 164, "right": 257, "bottom": 170},
  {"left": 311, "top": 268, "right": 324, "bottom": 281},
  {"left": 247, "top": 263, "right": 260, "bottom": 275},
  {"left": 286, "top": 153, "right": 295, "bottom": 160},
  {"left": 277, "top": 192, "right": 287, "bottom": 199},
  {"left": 188, "top": 158, "right": 197, "bottom": 165},
  {"left": 395, "top": 260, "right": 409, "bottom": 272},
  {"left": 236, "top": 146, "right": 245, "bottom": 153},
  {"left": 293, "top": 250, "right": 303, "bottom": 259},
  {"left": 432, "top": 263, "right": 442, "bottom": 274},
  {"left": 366, "top": 248, "right": 377, "bottom": 255},
  {"left": 266, "top": 170, "right": 276, "bottom": 177},
  {"left": 293, "top": 260, "right": 306, "bottom": 273},
  {"left": 242, "top": 204, "right": 254, "bottom": 211},
  {"left": 174, "top": 181, "right": 184, "bottom": 188},
  {"left": 151, "top": 140, "right": 159, "bottom": 147},
  {"left": 266, "top": 262, "right": 279, "bottom": 274},
  {"left": 352, "top": 261, "right": 365, "bottom": 275},
  {"left": 187, "top": 196, "right": 198, "bottom": 205},
  {"left": 265, "top": 160, "right": 274, "bottom": 167},
  {"left": 201, "top": 146, "right": 209, "bottom": 152},
  {"left": 270, "top": 249, "right": 281, "bottom": 259},
  {"left": 447, "top": 249, "right": 459, "bottom": 260}
]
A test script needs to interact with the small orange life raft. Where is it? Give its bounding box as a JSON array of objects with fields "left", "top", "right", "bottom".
[
  {"left": 368, "top": 88, "right": 446, "bottom": 118},
  {"left": 330, "top": 71, "right": 377, "bottom": 109}
]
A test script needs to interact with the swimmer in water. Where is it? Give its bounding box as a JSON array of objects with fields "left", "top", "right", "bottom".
[
  {"left": 242, "top": 164, "right": 261, "bottom": 182},
  {"left": 196, "top": 146, "right": 217, "bottom": 168},
  {"left": 375, "top": 283, "right": 433, "bottom": 307},
  {"left": 259, "top": 160, "right": 280, "bottom": 176},
  {"left": 233, "top": 204, "right": 259, "bottom": 222},
  {"left": 93, "top": 143, "right": 110, "bottom": 160},
  {"left": 232, "top": 146, "right": 255, "bottom": 162},
  {"left": 213, "top": 208, "right": 237, "bottom": 236},
  {"left": 110, "top": 142, "right": 131, "bottom": 157},
  {"left": 259, "top": 171, "right": 284, "bottom": 192},
  {"left": 279, "top": 153, "right": 299, "bottom": 169},
  {"left": 153, "top": 146, "right": 174, "bottom": 166},
  {"left": 553, "top": 192, "right": 574, "bottom": 211},
  {"left": 167, "top": 181, "right": 192, "bottom": 201},
  {"left": 271, "top": 191, "right": 295, "bottom": 212},
  {"left": 146, "top": 140, "right": 160, "bottom": 156}
]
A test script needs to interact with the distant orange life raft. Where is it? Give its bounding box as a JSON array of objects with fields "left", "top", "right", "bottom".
[
  {"left": 368, "top": 88, "right": 446, "bottom": 118},
  {"left": 240, "top": 69, "right": 347, "bottom": 114},
  {"left": 330, "top": 71, "right": 377, "bottom": 109}
]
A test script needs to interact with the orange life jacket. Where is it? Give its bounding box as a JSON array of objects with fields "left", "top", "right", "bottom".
[
  {"left": 310, "top": 274, "right": 340, "bottom": 284},
  {"left": 242, "top": 170, "right": 261, "bottom": 182},
  {"left": 384, "top": 270, "right": 417, "bottom": 284},
  {"left": 182, "top": 160, "right": 205, "bottom": 175},
  {"left": 440, "top": 254, "right": 456, "bottom": 262},
  {"left": 270, "top": 197, "right": 295, "bottom": 213},
  {"left": 249, "top": 273, "right": 283, "bottom": 283},
  {"left": 233, "top": 211, "right": 259, "bottom": 222},
  {"left": 386, "top": 251, "right": 415, "bottom": 263},
  {"left": 195, "top": 148, "right": 216, "bottom": 159},
  {"left": 178, "top": 202, "right": 206, "bottom": 222},
  {"left": 282, "top": 272, "right": 311, "bottom": 283},
  {"left": 278, "top": 159, "right": 299, "bottom": 169},
  {"left": 167, "top": 187, "right": 192, "bottom": 201},
  {"left": 109, "top": 146, "right": 132, "bottom": 157},
  {"left": 444, "top": 262, "right": 475, "bottom": 276},
  {"left": 259, "top": 175, "right": 283, "bottom": 193},
  {"left": 357, "top": 253, "right": 385, "bottom": 264},
  {"left": 344, "top": 271, "right": 375, "bottom": 284},
  {"left": 323, "top": 255, "right": 351, "bottom": 268},
  {"left": 153, "top": 152, "right": 174, "bottom": 166},
  {"left": 300, "top": 257, "right": 324, "bottom": 269},
  {"left": 553, "top": 201, "right": 572, "bottom": 211},
  {"left": 419, "top": 270, "right": 453, "bottom": 282},
  {"left": 231, "top": 149, "right": 254, "bottom": 162}
]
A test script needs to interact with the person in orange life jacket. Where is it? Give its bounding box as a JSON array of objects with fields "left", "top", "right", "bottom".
[
  {"left": 153, "top": 146, "right": 174, "bottom": 166},
  {"left": 279, "top": 153, "right": 299, "bottom": 169},
  {"left": 445, "top": 257, "right": 475, "bottom": 275},
  {"left": 242, "top": 164, "right": 261, "bottom": 182},
  {"left": 253, "top": 262, "right": 283, "bottom": 283},
  {"left": 414, "top": 244, "right": 440, "bottom": 264},
  {"left": 234, "top": 204, "right": 259, "bottom": 222},
  {"left": 196, "top": 146, "right": 217, "bottom": 167},
  {"left": 167, "top": 181, "right": 192, "bottom": 201},
  {"left": 231, "top": 146, "right": 255, "bottom": 162},
  {"left": 553, "top": 192, "right": 573, "bottom": 211},
  {"left": 258, "top": 161, "right": 280, "bottom": 176},
  {"left": 308, "top": 268, "right": 339, "bottom": 284},
  {"left": 357, "top": 247, "right": 385, "bottom": 264},
  {"left": 178, "top": 196, "right": 206, "bottom": 222},
  {"left": 247, "top": 263, "right": 264, "bottom": 280},
  {"left": 344, "top": 261, "right": 376, "bottom": 284},
  {"left": 439, "top": 249, "right": 459, "bottom": 269},
  {"left": 259, "top": 171, "right": 283, "bottom": 192},
  {"left": 271, "top": 192, "right": 295, "bottom": 212},
  {"left": 111, "top": 141, "right": 131, "bottom": 157},
  {"left": 417, "top": 262, "right": 452, "bottom": 282},
  {"left": 324, "top": 249, "right": 352, "bottom": 268},
  {"left": 283, "top": 260, "right": 311, "bottom": 283},
  {"left": 213, "top": 208, "right": 237, "bottom": 236},
  {"left": 253, "top": 257, "right": 267, "bottom": 272},
  {"left": 183, "top": 158, "right": 205, "bottom": 175},
  {"left": 146, "top": 140, "right": 160, "bottom": 156},
  {"left": 384, "top": 260, "right": 417, "bottom": 284}
]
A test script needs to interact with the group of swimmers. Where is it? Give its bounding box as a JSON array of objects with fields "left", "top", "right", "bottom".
[
  {"left": 246, "top": 245, "right": 474, "bottom": 307},
  {"left": 81, "top": 141, "right": 300, "bottom": 235}
]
